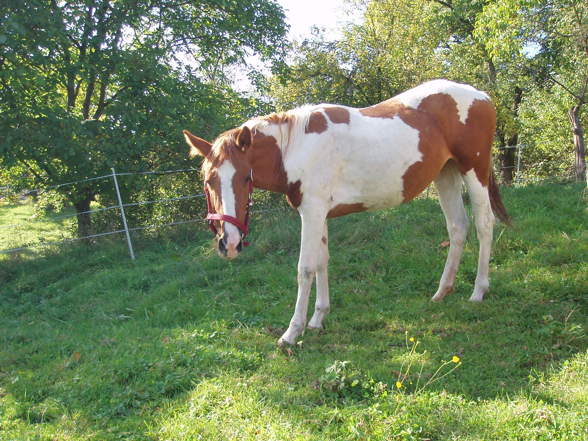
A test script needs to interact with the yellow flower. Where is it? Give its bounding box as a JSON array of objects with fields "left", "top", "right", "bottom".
[
  {"left": 395, "top": 381, "right": 403, "bottom": 389},
  {"left": 409, "top": 337, "right": 415, "bottom": 343},
  {"left": 452, "top": 355, "right": 461, "bottom": 363}
]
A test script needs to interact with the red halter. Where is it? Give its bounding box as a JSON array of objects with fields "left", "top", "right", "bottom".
[{"left": 205, "top": 171, "right": 253, "bottom": 246}]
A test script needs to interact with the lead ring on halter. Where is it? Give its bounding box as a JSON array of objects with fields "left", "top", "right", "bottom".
[{"left": 205, "top": 170, "right": 253, "bottom": 246}]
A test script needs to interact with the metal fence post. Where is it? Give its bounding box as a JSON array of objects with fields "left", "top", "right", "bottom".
[
  {"left": 515, "top": 144, "right": 524, "bottom": 185},
  {"left": 111, "top": 167, "right": 135, "bottom": 260}
]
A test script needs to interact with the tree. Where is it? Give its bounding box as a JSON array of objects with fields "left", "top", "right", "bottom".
[
  {"left": 0, "top": 0, "right": 288, "bottom": 237},
  {"left": 477, "top": 0, "right": 587, "bottom": 184},
  {"left": 270, "top": 0, "right": 446, "bottom": 109}
]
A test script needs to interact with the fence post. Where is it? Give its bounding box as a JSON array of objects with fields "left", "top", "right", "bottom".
[
  {"left": 111, "top": 167, "right": 136, "bottom": 260},
  {"left": 515, "top": 144, "right": 524, "bottom": 185}
]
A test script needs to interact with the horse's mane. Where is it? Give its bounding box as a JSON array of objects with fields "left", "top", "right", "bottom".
[
  {"left": 247, "top": 105, "right": 316, "bottom": 155},
  {"left": 202, "top": 106, "right": 318, "bottom": 176}
]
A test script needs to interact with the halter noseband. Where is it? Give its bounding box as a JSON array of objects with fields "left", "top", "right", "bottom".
[{"left": 205, "top": 170, "right": 253, "bottom": 246}]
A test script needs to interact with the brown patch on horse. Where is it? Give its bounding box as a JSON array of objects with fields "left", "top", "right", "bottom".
[
  {"left": 412, "top": 94, "right": 496, "bottom": 187},
  {"left": 449, "top": 99, "right": 496, "bottom": 186},
  {"left": 246, "top": 132, "right": 289, "bottom": 193},
  {"left": 305, "top": 112, "right": 328, "bottom": 134},
  {"left": 359, "top": 99, "right": 406, "bottom": 119},
  {"left": 327, "top": 203, "right": 367, "bottom": 218},
  {"left": 321, "top": 236, "right": 327, "bottom": 244},
  {"left": 360, "top": 97, "right": 452, "bottom": 203},
  {"left": 360, "top": 93, "right": 496, "bottom": 200},
  {"left": 399, "top": 96, "right": 454, "bottom": 202},
  {"left": 286, "top": 180, "right": 303, "bottom": 208},
  {"left": 324, "top": 106, "right": 350, "bottom": 125},
  {"left": 245, "top": 131, "right": 306, "bottom": 210}
]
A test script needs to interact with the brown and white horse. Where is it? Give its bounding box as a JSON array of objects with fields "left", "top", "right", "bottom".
[{"left": 184, "top": 79, "right": 510, "bottom": 346}]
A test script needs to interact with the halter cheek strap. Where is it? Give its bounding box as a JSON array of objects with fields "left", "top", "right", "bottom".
[{"left": 205, "top": 171, "right": 253, "bottom": 246}]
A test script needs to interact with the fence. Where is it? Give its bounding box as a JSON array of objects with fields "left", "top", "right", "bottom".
[
  {"left": 0, "top": 145, "right": 577, "bottom": 259},
  {"left": 0, "top": 167, "right": 212, "bottom": 259}
]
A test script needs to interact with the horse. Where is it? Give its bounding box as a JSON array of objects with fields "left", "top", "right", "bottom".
[{"left": 183, "top": 79, "right": 510, "bottom": 346}]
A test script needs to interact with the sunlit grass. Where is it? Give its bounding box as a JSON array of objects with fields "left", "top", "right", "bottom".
[{"left": 0, "top": 198, "right": 75, "bottom": 254}]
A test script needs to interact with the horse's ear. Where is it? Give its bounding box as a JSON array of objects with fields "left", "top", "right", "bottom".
[
  {"left": 183, "top": 130, "right": 212, "bottom": 158},
  {"left": 236, "top": 126, "right": 252, "bottom": 151}
]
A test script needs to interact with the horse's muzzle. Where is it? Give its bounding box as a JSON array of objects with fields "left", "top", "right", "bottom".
[{"left": 218, "top": 234, "right": 242, "bottom": 259}]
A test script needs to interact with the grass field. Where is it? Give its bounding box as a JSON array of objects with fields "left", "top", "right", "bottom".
[
  {"left": 0, "top": 201, "right": 75, "bottom": 253},
  {"left": 1, "top": 182, "right": 587, "bottom": 441}
]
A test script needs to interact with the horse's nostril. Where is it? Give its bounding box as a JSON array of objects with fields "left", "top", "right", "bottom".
[
  {"left": 218, "top": 235, "right": 227, "bottom": 254},
  {"left": 236, "top": 241, "right": 242, "bottom": 253}
]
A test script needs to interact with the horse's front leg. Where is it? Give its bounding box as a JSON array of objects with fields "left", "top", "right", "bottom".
[
  {"left": 278, "top": 208, "right": 327, "bottom": 346},
  {"left": 308, "top": 221, "right": 329, "bottom": 329}
]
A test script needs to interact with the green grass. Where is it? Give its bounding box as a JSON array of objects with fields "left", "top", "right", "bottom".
[
  {"left": 1, "top": 182, "right": 587, "bottom": 441},
  {"left": 0, "top": 199, "right": 75, "bottom": 253}
]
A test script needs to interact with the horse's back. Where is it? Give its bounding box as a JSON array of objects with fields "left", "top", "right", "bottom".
[
  {"left": 359, "top": 80, "right": 496, "bottom": 189},
  {"left": 264, "top": 80, "right": 496, "bottom": 210}
]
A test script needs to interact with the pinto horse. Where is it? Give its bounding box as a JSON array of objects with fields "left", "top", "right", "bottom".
[{"left": 184, "top": 79, "right": 510, "bottom": 346}]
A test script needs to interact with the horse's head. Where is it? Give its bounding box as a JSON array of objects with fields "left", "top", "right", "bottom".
[{"left": 183, "top": 126, "right": 253, "bottom": 259}]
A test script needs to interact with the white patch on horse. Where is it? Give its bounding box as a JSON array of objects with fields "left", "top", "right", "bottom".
[
  {"left": 217, "top": 160, "right": 241, "bottom": 247},
  {"left": 276, "top": 109, "right": 422, "bottom": 211},
  {"left": 395, "top": 79, "right": 490, "bottom": 124}
]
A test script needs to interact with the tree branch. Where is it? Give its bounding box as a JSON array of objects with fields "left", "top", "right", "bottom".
[
  {"left": 548, "top": 74, "right": 582, "bottom": 102},
  {"left": 19, "top": 159, "right": 47, "bottom": 183}
]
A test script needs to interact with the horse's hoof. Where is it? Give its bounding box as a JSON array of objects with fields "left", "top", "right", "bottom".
[
  {"left": 277, "top": 337, "right": 294, "bottom": 347},
  {"left": 307, "top": 324, "right": 325, "bottom": 333},
  {"left": 431, "top": 286, "right": 453, "bottom": 302}
]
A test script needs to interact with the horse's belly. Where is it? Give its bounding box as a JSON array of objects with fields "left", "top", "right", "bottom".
[{"left": 331, "top": 120, "right": 424, "bottom": 209}]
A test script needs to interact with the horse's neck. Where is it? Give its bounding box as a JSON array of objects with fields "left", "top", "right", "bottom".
[{"left": 248, "top": 132, "right": 289, "bottom": 194}]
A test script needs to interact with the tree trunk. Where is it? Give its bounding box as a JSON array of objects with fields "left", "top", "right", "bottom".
[
  {"left": 498, "top": 87, "right": 523, "bottom": 185},
  {"left": 74, "top": 197, "right": 94, "bottom": 239},
  {"left": 568, "top": 104, "right": 587, "bottom": 185},
  {"left": 500, "top": 135, "right": 518, "bottom": 185},
  {"left": 497, "top": 130, "right": 517, "bottom": 185}
]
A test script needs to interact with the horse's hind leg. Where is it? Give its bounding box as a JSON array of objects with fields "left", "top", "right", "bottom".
[
  {"left": 463, "top": 170, "right": 495, "bottom": 302},
  {"left": 432, "top": 161, "right": 469, "bottom": 302}
]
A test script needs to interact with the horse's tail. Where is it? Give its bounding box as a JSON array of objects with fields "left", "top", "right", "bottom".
[{"left": 488, "top": 170, "right": 511, "bottom": 226}]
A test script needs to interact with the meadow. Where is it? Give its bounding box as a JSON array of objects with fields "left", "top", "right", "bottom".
[{"left": 1, "top": 181, "right": 587, "bottom": 441}]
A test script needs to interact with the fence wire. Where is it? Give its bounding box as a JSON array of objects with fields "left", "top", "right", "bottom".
[
  {"left": 0, "top": 167, "right": 290, "bottom": 257},
  {"left": 1, "top": 149, "right": 570, "bottom": 257},
  {"left": 0, "top": 168, "right": 200, "bottom": 199}
]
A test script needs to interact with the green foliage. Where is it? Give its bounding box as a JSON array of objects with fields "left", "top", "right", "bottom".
[
  {"left": 519, "top": 85, "right": 577, "bottom": 179},
  {"left": 269, "top": 0, "right": 587, "bottom": 182},
  {"left": 473, "top": 0, "right": 588, "bottom": 181},
  {"left": 0, "top": 0, "right": 288, "bottom": 235},
  {"left": 317, "top": 360, "right": 389, "bottom": 402},
  {"left": 270, "top": 0, "right": 446, "bottom": 109}
]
